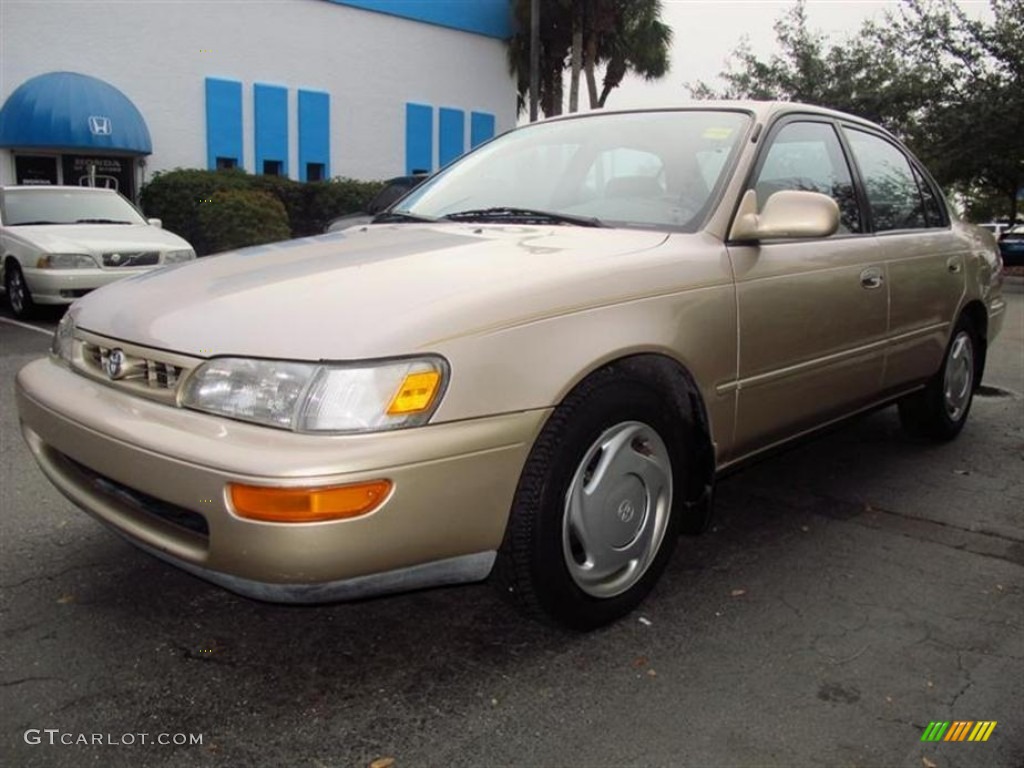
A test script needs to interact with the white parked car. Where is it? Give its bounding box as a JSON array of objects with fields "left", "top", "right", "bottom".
[{"left": 1, "top": 186, "right": 195, "bottom": 318}]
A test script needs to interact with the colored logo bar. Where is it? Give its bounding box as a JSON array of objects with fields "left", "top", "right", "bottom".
[{"left": 921, "top": 721, "right": 997, "bottom": 742}]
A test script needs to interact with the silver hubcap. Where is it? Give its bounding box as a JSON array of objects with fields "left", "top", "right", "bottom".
[
  {"left": 562, "top": 421, "right": 673, "bottom": 598},
  {"left": 943, "top": 331, "right": 973, "bottom": 422},
  {"left": 8, "top": 269, "right": 24, "bottom": 314}
]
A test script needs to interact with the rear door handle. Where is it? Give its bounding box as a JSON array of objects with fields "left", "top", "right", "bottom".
[
  {"left": 947, "top": 256, "right": 962, "bottom": 274},
  {"left": 860, "top": 267, "right": 884, "bottom": 289}
]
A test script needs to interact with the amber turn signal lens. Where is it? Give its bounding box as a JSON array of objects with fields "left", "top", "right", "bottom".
[
  {"left": 229, "top": 480, "right": 392, "bottom": 522},
  {"left": 386, "top": 370, "right": 441, "bottom": 415}
]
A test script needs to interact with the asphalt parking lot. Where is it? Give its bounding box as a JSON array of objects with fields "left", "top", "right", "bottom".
[{"left": 1, "top": 291, "right": 1021, "bottom": 768}]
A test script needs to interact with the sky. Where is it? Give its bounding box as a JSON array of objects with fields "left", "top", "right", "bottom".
[{"left": 603, "top": 0, "right": 996, "bottom": 109}]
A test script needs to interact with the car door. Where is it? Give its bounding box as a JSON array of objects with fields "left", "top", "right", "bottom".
[
  {"left": 727, "top": 117, "right": 888, "bottom": 457},
  {"left": 841, "top": 126, "right": 966, "bottom": 391}
]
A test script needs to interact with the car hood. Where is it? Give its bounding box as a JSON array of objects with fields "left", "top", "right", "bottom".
[
  {"left": 71, "top": 224, "right": 672, "bottom": 359},
  {"left": 9, "top": 223, "right": 192, "bottom": 253}
]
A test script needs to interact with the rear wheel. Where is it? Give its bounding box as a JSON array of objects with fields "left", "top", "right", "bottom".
[
  {"left": 898, "top": 315, "right": 978, "bottom": 440},
  {"left": 495, "top": 368, "right": 691, "bottom": 630}
]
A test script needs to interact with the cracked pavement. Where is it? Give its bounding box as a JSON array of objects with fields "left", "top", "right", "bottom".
[{"left": 1, "top": 290, "right": 1021, "bottom": 768}]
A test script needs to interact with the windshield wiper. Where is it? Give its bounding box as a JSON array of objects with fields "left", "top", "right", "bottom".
[
  {"left": 442, "top": 207, "right": 606, "bottom": 228},
  {"left": 371, "top": 211, "right": 437, "bottom": 224},
  {"left": 12, "top": 220, "right": 63, "bottom": 226},
  {"left": 74, "top": 218, "right": 133, "bottom": 224}
]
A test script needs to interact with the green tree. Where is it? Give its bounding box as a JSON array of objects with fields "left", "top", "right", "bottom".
[
  {"left": 884, "top": 0, "right": 1024, "bottom": 221},
  {"left": 691, "top": 0, "right": 1023, "bottom": 221},
  {"left": 588, "top": 0, "right": 673, "bottom": 109},
  {"left": 689, "top": 2, "right": 935, "bottom": 136},
  {"left": 508, "top": 0, "right": 572, "bottom": 117},
  {"left": 510, "top": 0, "right": 672, "bottom": 116}
]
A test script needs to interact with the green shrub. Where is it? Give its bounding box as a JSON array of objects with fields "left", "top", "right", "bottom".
[
  {"left": 141, "top": 169, "right": 385, "bottom": 252},
  {"left": 140, "top": 168, "right": 250, "bottom": 254},
  {"left": 196, "top": 189, "right": 291, "bottom": 254},
  {"left": 252, "top": 175, "right": 383, "bottom": 236},
  {"left": 250, "top": 174, "right": 309, "bottom": 235},
  {"left": 302, "top": 178, "right": 384, "bottom": 234}
]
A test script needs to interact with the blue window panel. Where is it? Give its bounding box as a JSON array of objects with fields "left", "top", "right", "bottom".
[
  {"left": 254, "top": 84, "right": 288, "bottom": 176},
  {"left": 298, "top": 90, "right": 330, "bottom": 182},
  {"left": 205, "top": 78, "right": 243, "bottom": 170},
  {"left": 405, "top": 103, "right": 433, "bottom": 175},
  {"left": 323, "top": 1, "right": 511, "bottom": 39},
  {"left": 470, "top": 112, "right": 496, "bottom": 148},
  {"left": 438, "top": 108, "right": 465, "bottom": 167}
]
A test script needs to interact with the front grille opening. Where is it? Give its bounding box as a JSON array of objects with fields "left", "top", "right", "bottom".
[
  {"left": 60, "top": 289, "right": 93, "bottom": 298},
  {"left": 101, "top": 251, "right": 160, "bottom": 268},
  {"left": 64, "top": 455, "right": 210, "bottom": 537},
  {"left": 83, "top": 344, "right": 183, "bottom": 390}
]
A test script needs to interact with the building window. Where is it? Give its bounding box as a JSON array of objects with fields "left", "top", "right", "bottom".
[
  {"left": 254, "top": 83, "right": 289, "bottom": 178},
  {"left": 471, "top": 112, "right": 496, "bottom": 148},
  {"left": 298, "top": 90, "right": 330, "bottom": 182},
  {"left": 205, "top": 78, "right": 243, "bottom": 171},
  {"left": 216, "top": 157, "right": 237, "bottom": 170},
  {"left": 14, "top": 155, "right": 59, "bottom": 185},
  {"left": 306, "top": 163, "right": 325, "bottom": 182},
  {"left": 439, "top": 107, "right": 466, "bottom": 167},
  {"left": 405, "top": 103, "right": 434, "bottom": 175}
]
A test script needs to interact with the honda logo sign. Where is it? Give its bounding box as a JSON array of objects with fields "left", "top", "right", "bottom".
[{"left": 88, "top": 116, "right": 112, "bottom": 136}]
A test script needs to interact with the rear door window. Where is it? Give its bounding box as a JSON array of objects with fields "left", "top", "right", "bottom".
[{"left": 845, "top": 128, "right": 928, "bottom": 232}]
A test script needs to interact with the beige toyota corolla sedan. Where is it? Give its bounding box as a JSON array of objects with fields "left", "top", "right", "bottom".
[{"left": 16, "top": 103, "right": 1005, "bottom": 629}]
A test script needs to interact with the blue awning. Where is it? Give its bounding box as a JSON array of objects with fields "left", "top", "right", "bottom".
[{"left": 0, "top": 72, "right": 152, "bottom": 155}]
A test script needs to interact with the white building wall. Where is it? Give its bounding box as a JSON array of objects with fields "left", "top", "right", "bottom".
[{"left": 0, "top": 0, "right": 515, "bottom": 184}]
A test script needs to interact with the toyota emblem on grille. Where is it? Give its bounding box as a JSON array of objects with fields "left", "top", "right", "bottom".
[
  {"left": 110, "top": 253, "right": 122, "bottom": 264},
  {"left": 104, "top": 349, "right": 127, "bottom": 380}
]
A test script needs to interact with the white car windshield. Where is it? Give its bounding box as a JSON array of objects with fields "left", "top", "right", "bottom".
[
  {"left": 2, "top": 188, "right": 146, "bottom": 226},
  {"left": 394, "top": 110, "right": 752, "bottom": 232}
]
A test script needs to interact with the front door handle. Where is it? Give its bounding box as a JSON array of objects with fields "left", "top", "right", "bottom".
[{"left": 860, "top": 267, "right": 884, "bottom": 289}]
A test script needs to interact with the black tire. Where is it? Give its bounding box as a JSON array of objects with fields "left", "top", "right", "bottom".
[
  {"left": 898, "top": 314, "right": 978, "bottom": 441},
  {"left": 494, "top": 365, "right": 693, "bottom": 630},
  {"left": 4, "top": 261, "right": 36, "bottom": 319}
]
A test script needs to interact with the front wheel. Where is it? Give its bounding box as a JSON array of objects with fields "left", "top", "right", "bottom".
[
  {"left": 4, "top": 262, "right": 36, "bottom": 319},
  {"left": 495, "top": 369, "right": 690, "bottom": 630},
  {"left": 898, "top": 315, "right": 978, "bottom": 441}
]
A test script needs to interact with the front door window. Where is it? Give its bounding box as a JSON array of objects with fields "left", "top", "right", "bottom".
[{"left": 753, "top": 121, "right": 862, "bottom": 234}]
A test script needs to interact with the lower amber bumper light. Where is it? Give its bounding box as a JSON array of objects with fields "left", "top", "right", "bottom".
[{"left": 229, "top": 480, "right": 392, "bottom": 522}]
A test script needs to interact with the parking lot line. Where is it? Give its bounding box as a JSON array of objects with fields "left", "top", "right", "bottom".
[{"left": 0, "top": 317, "right": 52, "bottom": 337}]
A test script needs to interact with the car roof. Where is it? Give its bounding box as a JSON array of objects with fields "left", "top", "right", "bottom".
[{"left": 531, "top": 100, "right": 890, "bottom": 136}]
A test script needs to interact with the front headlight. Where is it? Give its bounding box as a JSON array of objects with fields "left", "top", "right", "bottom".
[
  {"left": 181, "top": 356, "right": 448, "bottom": 433},
  {"left": 163, "top": 248, "right": 196, "bottom": 264},
  {"left": 37, "top": 253, "right": 97, "bottom": 269},
  {"left": 51, "top": 313, "right": 76, "bottom": 364}
]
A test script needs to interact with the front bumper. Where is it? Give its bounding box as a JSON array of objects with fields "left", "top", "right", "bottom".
[
  {"left": 23, "top": 265, "right": 154, "bottom": 304},
  {"left": 16, "top": 357, "right": 550, "bottom": 601}
]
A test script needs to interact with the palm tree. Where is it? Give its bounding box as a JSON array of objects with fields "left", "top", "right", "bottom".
[
  {"left": 591, "top": 0, "right": 673, "bottom": 108},
  {"left": 510, "top": 0, "right": 672, "bottom": 116},
  {"left": 508, "top": 0, "right": 572, "bottom": 117}
]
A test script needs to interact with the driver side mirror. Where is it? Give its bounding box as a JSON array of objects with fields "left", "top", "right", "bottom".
[
  {"left": 147, "top": 218, "right": 163, "bottom": 228},
  {"left": 729, "top": 189, "right": 839, "bottom": 242}
]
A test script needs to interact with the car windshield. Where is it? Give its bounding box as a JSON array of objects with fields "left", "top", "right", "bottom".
[
  {"left": 394, "top": 110, "right": 752, "bottom": 232},
  {"left": 2, "top": 188, "right": 146, "bottom": 226},
  {"left": 366, "top": 177, "right": 425, "bottom": 214}
]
